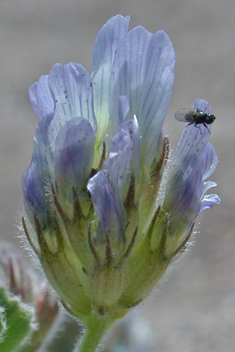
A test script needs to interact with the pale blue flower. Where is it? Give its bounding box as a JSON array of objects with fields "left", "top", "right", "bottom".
[{"left": 21, "top": 15, "right": 219, "bottom": 351}]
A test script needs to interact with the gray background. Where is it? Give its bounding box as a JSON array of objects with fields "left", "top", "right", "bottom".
[{"left": 1, "top": 1, "right": 235, "bottom": 351}]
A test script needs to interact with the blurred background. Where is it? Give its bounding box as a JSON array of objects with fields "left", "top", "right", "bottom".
[{"left": 0, "top": 0, "right": 234, "bottom": 351}]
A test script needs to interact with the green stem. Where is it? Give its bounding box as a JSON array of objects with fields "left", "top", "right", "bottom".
[{"left": 77, "top": 318, "right": 110, "bottom": 352}]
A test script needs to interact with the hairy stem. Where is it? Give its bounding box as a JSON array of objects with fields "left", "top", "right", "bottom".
[{"left": 76, "top": 318, "right": 110, "bottom": 352}]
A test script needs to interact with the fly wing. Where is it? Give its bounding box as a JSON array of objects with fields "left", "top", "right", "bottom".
[{"left": 174, "top": 108, "right": 192, "bottom": 122}]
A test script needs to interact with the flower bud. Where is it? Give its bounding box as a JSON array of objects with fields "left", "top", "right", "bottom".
[{"left": 0, "top": 242, "right": 59, "bottom": 351}]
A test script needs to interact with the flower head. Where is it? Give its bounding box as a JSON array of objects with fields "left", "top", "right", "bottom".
[{"left": 21, "top": 14, "right": 219, "bottom": 342}]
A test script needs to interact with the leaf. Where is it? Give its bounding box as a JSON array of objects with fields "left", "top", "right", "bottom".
[{"left": 0, "top": 287, "right": 33, "bottom": 352}]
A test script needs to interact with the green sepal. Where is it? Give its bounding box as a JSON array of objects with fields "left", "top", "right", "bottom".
[{"left": 0, "top": 287, "right": 33, "bottom": 352}]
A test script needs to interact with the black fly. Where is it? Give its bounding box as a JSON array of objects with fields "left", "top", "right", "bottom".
[{"left": 175, "top": 108, "right": 216, "bottom": 133}]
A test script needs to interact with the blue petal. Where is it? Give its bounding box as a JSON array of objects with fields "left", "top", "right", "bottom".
[
  {"left": 22, "top": 115, "right": 54, "bottom": 222},
  {"left": 92, "top": 15, "right": 130, "bottom": 142},
  {"left": 92, "top": 15, "right": 130, "bottom": 73},
  {"left": 110, "top": 28, "right": 175, "bottom": 167},
  {"left": 29, "top": 75, "right": 54, "bottom": 120},
  {"left": 22, "top": 158, "right": 48, "bottom": 223},
  {"left": 102, "top": 118, "right": 140, "bottom": 200},
  {"left": 167, "top": 165, "right": 203, "bottom": 214},
  {"left": 172, "top": 99, "right": 212, "bottom": 170},
  {"left": 171, "top": 122, "right": 210, "bottom": 174},
  {"left": 166, "top": 127, "right": 207, "bottom": 208},
  {"left": 203, "top": 180, "right": 217, "bottom": 195},
  {"left": 118, "top": 95, "right": 130, "bottom": 124},
  {"left": 201, "top": 143, "right": 218, "bottom": 180},
  {"left": 164, "top": 162, "right": 204, "bottom": 237},
  {"left": 48, "top": 62, "right": 97, "bottom": 146},
  {"left": 198, "top": 142, "right": 220, "bottom": 212},
  {"left": 190, "top": 99, "right": 213, "bottom": 133},
  {"left": 55, "top": 118, "right": 95, "bottom": 195},
  {"left": 87, "top": 171, "right": 126, "bottom": 243},
  {"left": 200, "top": 194, "right": 221, "bottom": 212}
]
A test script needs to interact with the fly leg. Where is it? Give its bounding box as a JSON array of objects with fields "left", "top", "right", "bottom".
[{"left": 203, "top": 123, "right": 211, "bottom": 133}]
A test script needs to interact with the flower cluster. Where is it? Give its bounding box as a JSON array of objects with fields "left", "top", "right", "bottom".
[{"left": 21, "top": 15, "right": 220, "bottom": 351}]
